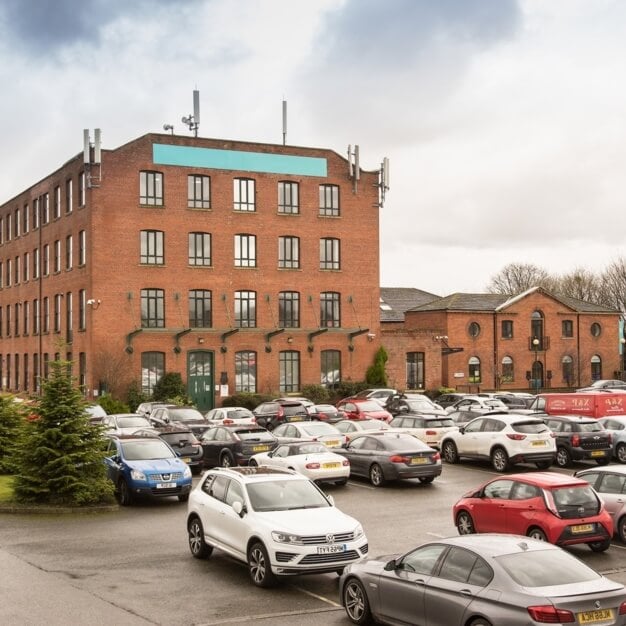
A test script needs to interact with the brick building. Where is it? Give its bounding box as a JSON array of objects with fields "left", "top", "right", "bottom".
[
  {"left": 388, "top": 287, "right": 623, "bottom": 392},
  {"left": 0, "top": 131, "right": 385, "bottom": 409}
]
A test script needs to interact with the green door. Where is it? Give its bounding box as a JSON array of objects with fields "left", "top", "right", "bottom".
[{"left": 187, "top": 351, "right": 214, "bottom": 412}]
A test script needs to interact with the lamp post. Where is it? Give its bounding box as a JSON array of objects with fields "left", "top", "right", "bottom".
[{"left": 532, "top": 337, "right": 540, "bottom": 392}]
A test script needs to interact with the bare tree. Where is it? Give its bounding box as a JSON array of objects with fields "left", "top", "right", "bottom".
[
  {"left": 599, "top": 257, "right": 626, "bottom": 314},
  {"left": 486, "top": 263, "right": 552, "bottom": 295},
  {"left": 555, "top": 267, "right": 602, "bottom": 303}
]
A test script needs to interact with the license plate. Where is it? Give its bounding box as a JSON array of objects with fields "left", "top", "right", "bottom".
[
  {"left": 181, "top": 457, "right": 191, "bottom": 463},
  {"left": 591, "top": 450, "right": 606, "bottom": 457},
  {"left": 578, "top": 609, "right": 614, "bottom": 624},
  {"left": 571, "top": 523, "right": 594, "bottom": 534},
  {"left": 156, "top": 482, "right": 177, "bottom": 489},
  {"left": 410, "top": 457, "right": 428, "bottom": 465},
  {"left": 317, "top": 544, "right": 346, "bottom": 554},
  {"left": 253, "top": 445, "right": 270, "bottom": 452},
  {"left": 531, "top": 440, "right": 547, "bottom": 447},
  {"left": 324, "top": 440, "right": 340, "bottom": 447},
  {"left": 322, "top": 462, "right": 340, "bottom": 469},
  {"left": 289, "top": 416, "right": 303, "bottom": 422}
]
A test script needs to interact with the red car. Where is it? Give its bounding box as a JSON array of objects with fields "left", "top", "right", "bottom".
[
  {"left": 335, "top": 399, "right": 393, "bottom": 423},
  {"left": 453, "top": 471, "right": 613, "bottom": 552}
]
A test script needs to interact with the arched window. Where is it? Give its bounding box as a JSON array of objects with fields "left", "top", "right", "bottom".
[
  {"left": 468, "top": 357, "right": 481, "bottom": 384},
  {"left": 531, "top": 310, "right": 544, "bottom": 350},
  {"left": 591, "top": 355, "right": 602, "bottom": 381},
  {"left": 501, "top": 356, "right": 514, "bottom": 383}
]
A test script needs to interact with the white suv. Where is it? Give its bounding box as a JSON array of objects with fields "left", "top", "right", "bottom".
[
  {"left": 186, "top": 466, "right": 368, "bottom": 587},
  {"left": 440, "top": 414, "right": 556, "bottom": 472}
]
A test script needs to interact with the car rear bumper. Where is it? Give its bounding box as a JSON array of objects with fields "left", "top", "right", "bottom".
[
  {"left": 554, "top": 521, "right": 612, "bottom": 546},
  {"left": 571, "top": 448, "right": 612, "bottom": 461},
  {"left": 388, "top": 463, "right": 443, "bottom": 481},
  {"left": 509, "top": 451, "right": 556, "bottom": 464}
]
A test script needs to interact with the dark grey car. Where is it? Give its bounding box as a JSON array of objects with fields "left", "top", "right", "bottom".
[{"left": 340, "top": 534, "right": 626, "bottom": 626}]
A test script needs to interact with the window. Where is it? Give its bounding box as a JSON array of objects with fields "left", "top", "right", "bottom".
[
  {"left": 501, "top": 356, "right": 514, "bottom": 383},
  {"left": 234, "top": 178, "right": 255, "bottom": 212},
  {"left": 591, "top": 323, "right": 601, "bottom": 337},
  {"left": 79, "top": 171, "right": 86, "bottom": 206},
  {"left": 188, "top": 232, "right": 211, "bottom": 266},
  {"left": 14, "top": 303, "right": 19, "bottom": 336},
  {"left": 279, "top": 350, "right": 300, "bottom": 392},
  {"left": 65, "top": 235, "right": 73, "bottom": 270},
  {"left": 140, "top": 171, "right": 164, "bottom": 206},
  {"left": 140, "top": 230, "right": 164, "bottom": 265},
  {"left": 43, "top": 244, "right": 49, "bottom": 276},
  {"left": 319, "top": 184, "right": 339, "bottom": 217},
  {"left": 23, "top": 252, "right": 29, "bottom": 282},
  {"left": 42, "top": 192, "right": 49, "bottom": 224},
  {"left": 320, "top": 292, "right": 341, "bottom": 328},
  {"left": 6, "top": 258, "right": 11, "bottom": 287},
  {"left": 79, "top": 230, "right": 86, "bottom": 266},
  {"left": 54, "top": 295, "right": 62, "bottom": 333},
  {"left": 235, "top": 351, "right": 257, "bottom": 393},
  {"left": 469, "top": 356, "right": 481, "bottom": 383},
  {"left": 406, "top": 352, "right": 424, "bottom": 390},
  {"left": 188, "top": 175, "right": 210, "bottom": 208},
  {"left": 320, "top": 238, "right": 340, "bottom": 270},
  {"left": 468, "top": 322, "right": 481, "bottom": 338},
  {"left": 6, "top": 304, "right": 11, "bottom": 336},
  {"left": 562, "top": 320, "right": 573, "bottom": 338},
  {"left": 531, "top": 310, "right": 544, "bottom": 349},
  {"left": 5, "top": 212, "right": 11, "bottom": 241},
  {"left": 321, "top": 350, "right": 341, "bottom": 387},
  {"left": 14, "top": 207, "right": 20, "bottom": 237},
  {"left": 141, "top": 289, "right": 165, "bottom": 328},
  {"left": 278, "top": 291, "right": 300, "bottom": 328},
  {"left": 23, "top": 202, "right": 29, "bottom": 233},
  {"left": 501, "top": 320, "right": 513, "bottom": 339},
  {"left": 33, "top": 353, "right": 39, "bottom": 393},
  {"left": 562, "top": 355, "right": 574, "bottom": 386},
  {"left": 0, "top": 217, "right": 3, "bottom": 244},
  {"left": 66, "top": 292, "right": 73, "bottom": 343},
  {"left": 33, "top": 299, "right": 40, "bottom": 335},
  {"left": 278, "top": 236, "right": 299, "bottom": 269},
  {"left": 42, "top": 297, "right": 49, "bottom": 333},
  {"left": 79, "top": 289, "right": 86, "bottom": 331},
  {"left": 235, "top": 234, "right": 256, "bottom": 267},
  {"left": 189, "top": 290, "right": 212, "bottom": 328},
  {"left": 141, "top": 352, "right": 164, "bottom": 396},
  {"left": 65, "top": 178, "right": 73, "bottom": 214},
  {"left": 32, "top": 200, "right": 38, "bottom": 230},
  {"left": 14, "top": 256, "right": 20, "bottom": 284},
  {"left": 79, "top": 352, "right": 86, "bottom": 390},
  {"left": 278, "top": 181, "right": 299, "bottom": 214},
  {"left": 23, "top": 301, "right": 29, "bottom": 336},
  {"left": 54, "top": 185, "right": 61, "bottom": 219},
  {"left": 235, "top": 291, "right": 256, "bottom": 328},
  {"left": 591, "top": 355, "right": 602, "bottom": 381},
  {"left": 54, "top": 240, "right": 61, "bottom": 273}
]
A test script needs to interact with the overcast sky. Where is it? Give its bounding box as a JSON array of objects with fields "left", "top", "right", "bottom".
[{"left": 1, "top": 0, "right": 625, "bottom": 296}]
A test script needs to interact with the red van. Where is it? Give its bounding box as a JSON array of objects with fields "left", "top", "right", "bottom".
[{"left": 528, "top": 392, "right": 626, "bottom": 418}]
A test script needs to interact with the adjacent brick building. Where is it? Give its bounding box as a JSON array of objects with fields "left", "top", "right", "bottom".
[{"left": 0, "top": 131, "right": 384, "bottom": 409}]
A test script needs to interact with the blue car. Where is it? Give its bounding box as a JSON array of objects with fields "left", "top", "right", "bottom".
[{"left": 104, "top": 435, "right": 193, "bottom": 505}]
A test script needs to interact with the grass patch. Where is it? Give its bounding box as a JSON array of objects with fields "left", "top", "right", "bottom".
[{"left": 0, "top": 475, "right": 15, "bottom": 502}]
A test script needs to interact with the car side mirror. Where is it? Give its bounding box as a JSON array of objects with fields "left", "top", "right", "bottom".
[
  {"left": 326, "top": 494, "right": 335, "bottom": 506},
  {"left": 400, "top": 406, "right": 408, "bottom": 413},
  {"left": 384, "top": 559, "right": 397, "bottom": 571},
  {"left": 232, "top": 500, "right": 246, "bottom": 517},
  {"left": 459, "top": 427, "right": 466, "bottom": 434}
]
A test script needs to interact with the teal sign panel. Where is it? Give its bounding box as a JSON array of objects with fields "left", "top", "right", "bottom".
[{"left": 153, "top": 144, "right": 327, "bottom": 177}]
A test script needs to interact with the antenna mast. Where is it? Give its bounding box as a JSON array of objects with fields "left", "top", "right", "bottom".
[
  {"left": 282, "top": 100, "right": 287, "bottom": 145},
  {"left": 181, "top": 89, "right": 200, "bottom": 136}
]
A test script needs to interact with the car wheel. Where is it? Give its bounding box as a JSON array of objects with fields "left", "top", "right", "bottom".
[
  {"left": 335, "top": 478, "right": 348, "bottom": 486},
  {"left": 188, "top": 516, "right": 213, "bottom": 559},
  {"left": 555, "top": 447, "right": 571, "bottom": 468},
  {"left": 418, "top": 476, "right": 434, "bottom": 484},
  {"left": 617, "top": 443, "right": 626, "bottom": 464},
  {"left": 369, "top": 463, "right": 386, "bottom": 487},
  {"left": 343, "top": 577, "right": 373, "bottom": 625},
  {"left": 117, "top": 479, "right": 133, "bottom": 506},
  {"left": 490, "top": 447, "right": 509, "bottom": 473},
  {"left": 527, "top": 527, "right": 548, "bottom": 542},
  {"left": 178, "top": 493, "right": 189, "bottom": 502},
  {"left": 442, "top": 440, "right": 459, "bottom": 464},
  {"left": 618, "top": 516, "right": 626, "bottom": 543},
  {"left": 249, "top": 459, "right": 258, "bottom": 467},
  {"left": 220, "top": 452, "right": 234, "bottom": 468},
  {"left": 456, "top": 511, "right": 475, "bottom": 535},
  {"left": 534, "top": 460, "right": 552, "bottom": 469},
  {"left": 596, "top": 457, "right": 611, "bottom": 466},
  {"left": 248, "top": 542, "right": 277, "bottom": 588},
  {"left": 588, "top": 538, "right": 611, "bottom": 553},
  {"left": 469, "top": 619, "right": 493, "bottom": 626}
]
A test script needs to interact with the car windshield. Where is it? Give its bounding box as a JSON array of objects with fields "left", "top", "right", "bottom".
[
  {"left": 301, "top": 423, "right": 338, "bottom": 435},
  {"left": 120, "top": 440, "right": 175, "bottom": 460},
  {"left": 294, "top": 443, "right": 328, "bottom": 454},
  {"left": 282, "top": 405, "right": 307, "bottom": 416},
  {"left": 485, "top": 400, "right": 507, "bottom": 408},
  {"left": 512, "top": 421, "right": 550, "bottom": 434},
  {"left": 117, "top": 416, "right": 150, "bottom": 428},
  {"left": 169, "top": 408, "right": 204, "bottom": 421},
  {"left": 497, "top": 549, "right": 601, "bottom": 587},
  {"left": 406, "top": 399, "right": 437, "bottom": 410},
  {"left": 246, "top": 479, "right": 330, "bottom": 512},
  {"left": 237, "top": 429, "right": 276, "bottom": 442},
  {"left": 227, "top": 409, "right": 254, "bottom": 419},
  {"left": 358, "top": 401, "right": 384, "bottom": 411},
  {"left": 552, "top": 485, "right": 598, "bottom": 508},
  {"left": 161, "top": 432, "right": 198, "bottom": 446},
  {"left": 360, "top": 421, "right": 389, "bottom": 430},
  {"left": 314, "top": 405, "right": 337, "bottom": 413}
]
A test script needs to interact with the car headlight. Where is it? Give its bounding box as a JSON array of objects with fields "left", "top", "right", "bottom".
[
  {"left": 271, "top": 531, "right": 304, "bottom": 545},
  {"left": 130, "top": 469, "right": 146, "bottom": 481},
  {"left": 183, "top": 466, "right": 192, "bottom": 479},
  {"left": 353, "top": 524, "right": 364, "bottom": 540}
]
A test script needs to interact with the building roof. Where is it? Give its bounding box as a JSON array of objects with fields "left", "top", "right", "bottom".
[{"left": 380, "top": 287, "right": 440, "bottom": 322}]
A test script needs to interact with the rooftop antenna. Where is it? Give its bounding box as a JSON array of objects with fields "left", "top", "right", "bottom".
[
  {"left": 163, "top": 124, "right": 174, "bottom": 135},
  {"left": 347, "top": 144, "right": 360, "bottom": 192},
  {"left": 82, "top": 128, "right": 102, "bottom": 188},
  {"left": 282, "top": 99, "right": 287, "bottom": 145},
  {"left": 181, "top": 89, "right": 200, "bottom": 136},
  {"left": 377, "top": 156, "right": 390, "bottom": 208}
]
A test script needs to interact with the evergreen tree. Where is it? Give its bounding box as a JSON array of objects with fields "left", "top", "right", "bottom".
[
  {"left": 12, "top": 360, "right": 114, "bottom": 506},
  {"left": 0, "top": 395, "right": 25, "bottom": 473},
  {"left": 366, "top": 347, "right": 389, "bottom": 386}
]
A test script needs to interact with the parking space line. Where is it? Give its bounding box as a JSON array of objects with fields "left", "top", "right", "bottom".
[{"left": 291, "top": 585, "right": 342, "bottom": 608}]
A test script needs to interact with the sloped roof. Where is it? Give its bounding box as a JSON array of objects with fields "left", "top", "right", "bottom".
[{"left": 380, "top": 287, "right": 440, "bottom": 322}]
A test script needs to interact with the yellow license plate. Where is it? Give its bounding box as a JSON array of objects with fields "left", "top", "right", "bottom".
[
  {"left": 181, "top": 457, "right": 191, "bottom": 463},
  {"left": 578, "top": 609, "right": 613, "bottom": 624},
  {"left": 289, "top": 416, "right": 303, "bottom": 421},
  {"left": 252, "top": 445, "right": 270, "bottom": 452},
  {"left": 322, "top": 462, "right": 340, "bottom": 469},
  {"left": 531, "top": 440, "right": 547, "bottom": 446},
  {"left": 324, "top": 440, "right": 340, "bottom": 447},
  {"left": 571, "top": 524, "right": 594, "bottom": 534},
  {"left": 591, "top": 450, "right": 606, "bottom": 457},
  {"left": 410, "top": 457, "right": 428, "bottom": 465}
]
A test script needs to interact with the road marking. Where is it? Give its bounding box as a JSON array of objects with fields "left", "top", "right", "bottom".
[
  {"left": 197, "top": 606, "right": 342, "bottom": 625},
  {"left": 347, "top": 481, "right": 376, "bottom": 490},
  {"left": 292, "top": 584, "right": 342, "bottom": 607},
  {"left": 426, "top": 532, "right": 446, "bottom": 538}
]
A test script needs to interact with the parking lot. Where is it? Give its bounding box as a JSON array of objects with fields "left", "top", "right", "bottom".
[{"left": 2, "top": 459, "right": 626, "bottom": 625}]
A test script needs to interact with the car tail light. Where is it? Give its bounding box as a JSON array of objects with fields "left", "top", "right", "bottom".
[
  {"left": 223, "top": 419, "right": 233, "bottom": 425},
  {"left": 527, "top": 605, "right": 575, "bottom": 623},
  {"left": 619, "top": 601, "right": 626, "bottom": 615},
  {"left": 277, "top": 407, "right": 284, "bottom": 417},
  {"left": 389, "top": 455, "right": 410, "bottom": 463},
  {"left": 305, "top": 462, "right": 321, "bottom": 469},
  {"left": 431, "top": 452, "right": 441, "bottom": 462},
  {"left": 572, "top": 434, "right": 580, "bottom": 447},
  {"left": 506, "top": 433, "right": 526, "bottom": 440},
  {"left": 607, "top": 433, "right": 612, "bottom": 444},
  {"left": 425, "top": 430, "right": 437, "bottom": 435},
  {"left": 342, "top": 459, "right": 350, "bottom": 466},
  {"left": 251, "top": 416, "right": 256, "bottom": 423}
]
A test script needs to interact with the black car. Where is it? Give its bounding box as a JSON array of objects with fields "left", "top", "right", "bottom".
[
  {"left": 133, "top": 426, "right": 204, "bottom": 475},
  {"left": 308, "top": 404, "right": 345, "bottom": 423},
  {"left": 252, "top": 400, "right": 310, "bottom": 430},
  {"left": 149, "top": 406, "right": 211, "bottom": 437},
  {"left": 384, "top": 393, "right": 446, "bottom": 417},
  {"left": 198, "top": 425, "right": 278, "bottom": 468},
  {"left": 544, "top": 415, "right": 613, "bottom": 468},
  {"left": 433, "top": 393, "right": 467, "bottom": 408}
]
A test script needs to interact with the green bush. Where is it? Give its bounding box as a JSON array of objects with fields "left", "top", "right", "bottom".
[
  {"left": 97, "top": 394, "right": 130, "bottom": 415},
  {"left": 221, "top": 393, "right": 273, "bottom": 410},
  {"left": 366, "top": 346, "right": 389, "bottom": 386},
  {"left": 125, "top": 381, "right": 147, "bottom": 412},
  {"left": 152, "top": 373, "right": 190, "bottom": 403},
  {"left": 300, "top": 385, "right": 330, "bottom": 404},
  {"left": 0, "top": 395, "right": 26, "bottom": 474}
]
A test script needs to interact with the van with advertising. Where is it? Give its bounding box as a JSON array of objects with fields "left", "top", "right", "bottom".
[{"left": 525, "top": 392, "right": 626, "bottom": 418}]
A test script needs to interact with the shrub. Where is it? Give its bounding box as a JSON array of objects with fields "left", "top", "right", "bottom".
[
  {"left": 125, "top": 381, "right": 147, "bottom": 413},
  {"left": 152, "top": 373, "right": 189, "bottom": 403},
  {"left": 98, "top": 394, "right": 130, "bottom": 415},
  {"left": 0, "top": 395, "right": 26, "bottom": 474},
  {"left": 221, "top": 393, "right": 272, "bottom": 410},
  {"left": 366, "top": 347, "right": 389, "bottom": 386},
  {"left": 300, "top": 385, "right": 330, "bottom": 404}
]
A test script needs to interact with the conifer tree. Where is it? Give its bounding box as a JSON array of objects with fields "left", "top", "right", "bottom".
[{"left": 0, "top": 394, "right": 25, "bottom": 473}]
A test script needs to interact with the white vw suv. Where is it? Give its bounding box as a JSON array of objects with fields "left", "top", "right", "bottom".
[
  {"left": 186, "top": 466, "right": 368, "bottom": 587},
  {"left": 440, "top": 413, "right": 556, "bottom": 472}
]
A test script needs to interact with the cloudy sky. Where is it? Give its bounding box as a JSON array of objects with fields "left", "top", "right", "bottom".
[{"left": 1, "top": 0, "right": 625, "bottom": 296}]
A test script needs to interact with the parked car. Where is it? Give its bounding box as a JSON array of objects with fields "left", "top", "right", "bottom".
[
  {"left": 252, "top": 400, "right": 311, "bottom": 430},
  {"left": 384, "top": 393, "right": 446, "bottom": 416},
  {"left": 136, "top": 401, "right": 176, "bottom": 418},
  {"left": 575, "top": 465, "right": 626, "bottom": 542},
  {"left": 102, "top": 413, "right": 153, "bottom": 436},
  {"left": 104, "top": 435, "right": 193, "bottom": 505},
  {"left": 307, "top": 404, "right": 345, "bottom": 423},
  {"left": 346, "top": 388, "right": 397, "bottom": 406},
  {"left": 340, "top": 534, "right": 626, "bottom": 626},
  {"left": 433, "top": 392, "right": 466, "bottom": 408},
  {"left": 186, "top": 466, "right": 368, "bottom": 586},
  {"left": 149, "top": 406, "right": 211, "bottom": 436},
  {"left": 205, "top": 406, "right": 256, "bottom": 426},
  {"left": 445, "top": 408, "right": 510, "bottom": 429},
  {"left": 491, "top": 393, "right": 535, "bottom": 410},
  {"left": 334, "top": 419, "right": 390, "bottom": 441},
  {"left": 198, "top": 425, "right": 278, "bottom": 468},
  {"left": 598, "top": 415, "right": 626, "bottom": 463},
  {"left": 544, "top": 414, "right": 613, "bottom": 467},
  {"left": 445, "top": 395, "right": 509, "bottom": 414},
  {"left": 249, "top": 441, "right": 350, "bottom": 485},
  {"left": 453, "top": 472, "right": 613, "bottom": 552},
  {"left": 440, "top": 414, "right": 556, "bottom": 472},
  {"left": 271, "top": 421, "right": 346, "bottom": 449},
  {"left": 337, "top": 432, "right": 441, "bottom": 487},
  {"left": 335, "top": 399, "right": 393, "bottom": 423},
  {"left": 133, "top": 425, "right": 204, "bottom": 475},
  {"left": 387, "top": 414, "right": 457, "bottom": 449},
  {"left": 85, "top": 404, "right": 107, "bottom": 422},
  {"left": 579, "top": 379, "right": 626, "bottom": 391}
]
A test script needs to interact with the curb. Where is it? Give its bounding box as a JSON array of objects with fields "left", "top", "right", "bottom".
[{"left": 0, "top": 502, "right": 120, "bottom": 515}]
